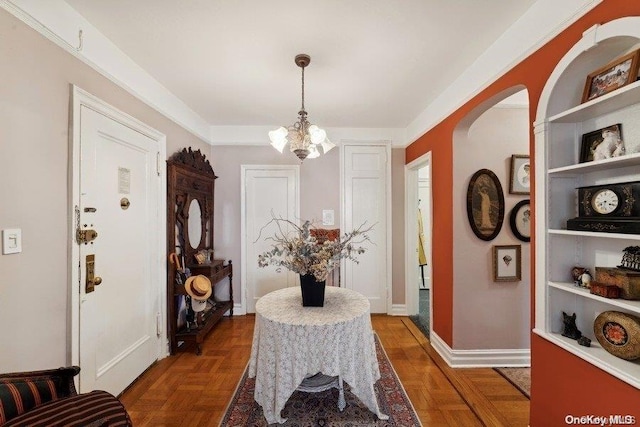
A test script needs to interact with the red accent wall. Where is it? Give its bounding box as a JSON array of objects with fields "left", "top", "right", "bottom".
[{"left": 406, "top": 1, "right": 640, "bottom": 424}]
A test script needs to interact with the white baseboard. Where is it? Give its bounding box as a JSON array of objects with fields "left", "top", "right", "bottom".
[
  {"left": 430, "top": 332, "right": 530, "bottom": 367},
  {"left": 389, "top": 304, "right": 407, "bottom": 316},
  {"left": 231, "top": 303, "right": 246, "bottom": 316}
]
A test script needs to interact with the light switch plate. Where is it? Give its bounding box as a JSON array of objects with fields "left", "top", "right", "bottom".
[
  {"left": 2, "top": 228, "right": 22, "bottom": 254},
  {"left": 322, "top": 210, "right": 335, "bottom": 226}
]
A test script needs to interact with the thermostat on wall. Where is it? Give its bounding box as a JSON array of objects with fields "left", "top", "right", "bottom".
[{"left": 322, "top": 210, "right": 335, "bottom": 226}]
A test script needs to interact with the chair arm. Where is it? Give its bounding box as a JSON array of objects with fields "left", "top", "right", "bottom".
[{"left": 0, "top": 366, "right": 80, "bottom": 397}]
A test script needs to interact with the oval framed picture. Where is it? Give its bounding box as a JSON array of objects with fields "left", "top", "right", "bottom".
[
  {"left": 509, "top": 199, "right": 531, "bottom": 242},
  {"left": 466, "top": 169, "right": 504, "bottom": 241}
]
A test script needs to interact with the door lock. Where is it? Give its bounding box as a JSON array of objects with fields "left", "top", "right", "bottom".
[
  {"left": 77, "top": 229, "right": 98, "bottom": 244},
  {"left": 85, "top": 254, "right": 103, "bottom": 293}
]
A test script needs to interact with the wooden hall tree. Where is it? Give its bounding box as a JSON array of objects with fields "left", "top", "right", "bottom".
[{"left": 166, "top": 148, "right": 233, "bottom": 355}]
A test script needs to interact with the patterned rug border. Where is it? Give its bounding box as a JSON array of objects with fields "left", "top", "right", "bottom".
[
  {"left": 220, "top": 333, "right": 422, "bottom": 426},
  {"left": 494, "top": 367, "right": 531, "bottom": 399}
]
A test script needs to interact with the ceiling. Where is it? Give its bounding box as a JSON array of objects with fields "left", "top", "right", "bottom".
[{"left": 64, "top": 0, "right": 536, "bottom": 129}]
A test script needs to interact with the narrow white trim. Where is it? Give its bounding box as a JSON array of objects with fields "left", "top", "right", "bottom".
[
  {"left": 69, "top": 85, "right": 168, "bottom": 371},
  {"left": 1, "top": 0, "right": 211, "bottom": 143},
  {"left": 430, "top": 332, "right": 531, "bottom": 368},
  {"left": 96, "top": 335, "right": 151, "bottom": 378},
  {"left": 232, "top": 303, "right": 247, "bottom": 316},
  {"left": 210, "top": 126, "right": 406, "bottom": 147},
  {"left": 389, "top": 304, "right": 408, "bottom": 316}
]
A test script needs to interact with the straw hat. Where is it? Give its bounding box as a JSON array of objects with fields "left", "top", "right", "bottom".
[{"left": 184, "top": 275, "right": 212, "bottom": 301}]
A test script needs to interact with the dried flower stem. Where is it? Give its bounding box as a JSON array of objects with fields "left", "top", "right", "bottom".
[{"left": 257, "top": 214, "right": 374, "bottom": 282}]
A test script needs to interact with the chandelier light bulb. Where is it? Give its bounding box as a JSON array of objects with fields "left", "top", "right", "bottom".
[
  {"left": 308, "top": 125, "right": 326, "bottom": 145},
  {"left": 269, "top": 127, "right": 288, "bottom": 153}
]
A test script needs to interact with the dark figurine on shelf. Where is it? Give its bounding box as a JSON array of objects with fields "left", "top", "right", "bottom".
[
  {"left": 561, "top": 311, "right": 582, "bottom": 340},
  {"left": 577, "top": 336, "right": 591, "bottom": 347}
]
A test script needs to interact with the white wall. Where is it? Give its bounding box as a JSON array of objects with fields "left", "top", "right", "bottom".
[
  {"left": 0, "top": 9, "right": 209, "bottom": 372},
  {"left": 453, "top": 103, "right": 531, "bottom": 350}
]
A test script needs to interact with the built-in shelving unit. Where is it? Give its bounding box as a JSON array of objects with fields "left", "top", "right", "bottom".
[{"left": 534, "top": 20, "right": 640, "bottom": 389}]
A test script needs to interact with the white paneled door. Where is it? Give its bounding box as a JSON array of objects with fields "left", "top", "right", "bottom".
[
  {"left": 342, "top": 144, "right": 390, "bottom": 313},
  {"left": 72, "top": 88, "right": 164, "bottom": 395},
  {"left": 242, "top": 165, "right": 300, "bottom": 313}
]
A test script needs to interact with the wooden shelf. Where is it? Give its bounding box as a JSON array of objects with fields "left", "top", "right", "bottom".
[
  {"left": 548, "top": 229, "right": 640, "bottom": 240},
  {"left": 548, "top": 281, "right": 640, "bottom": 313},
  {"left": 548, "top": 80, "right": 640, "bottom": 123},
  {"left": 176, "top": 301, "right": 232, "bottom": 338},
  {"left": 548, "top": 152, "right": 640, "bottom": 176}
]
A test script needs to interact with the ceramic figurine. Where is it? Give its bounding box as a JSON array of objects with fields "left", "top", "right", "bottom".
[
  {"left": 571, "top": 266, "right": 586, "bottom": 286},
  {"left": 580, "top": 270, "right": 592, "bottom": 288}
]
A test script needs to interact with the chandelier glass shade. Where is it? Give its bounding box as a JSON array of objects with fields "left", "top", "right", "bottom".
[{"left": 269, "top": 54, "right": 335, "bottom": 161}]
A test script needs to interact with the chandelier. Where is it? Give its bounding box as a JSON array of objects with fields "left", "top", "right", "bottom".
[{"left": 269, "top": 54, "right": 335, "bottom": 161}]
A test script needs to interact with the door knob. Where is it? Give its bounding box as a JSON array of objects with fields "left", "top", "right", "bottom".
[{"left": 85, "top": 255, "right": 103, "bottom": 293}]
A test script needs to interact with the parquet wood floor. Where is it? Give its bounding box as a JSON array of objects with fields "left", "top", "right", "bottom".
[{"left": 119, "top": 314, "right": 529, "bottom": 426}]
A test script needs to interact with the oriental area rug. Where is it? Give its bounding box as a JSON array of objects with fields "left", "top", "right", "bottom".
[
  {"left": 220, "top": 335, "right": 421, "bottom": 426},
  {"left": 494, "top": 367, "right": 531, "bottom": 398}
]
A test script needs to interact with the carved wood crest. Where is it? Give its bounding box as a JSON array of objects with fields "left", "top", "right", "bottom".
[{"left": 168, "top": 147, "right": 217, "bottom": 178}]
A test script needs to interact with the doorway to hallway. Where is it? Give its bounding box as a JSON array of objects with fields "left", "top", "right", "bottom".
[{"left": 405, "top": 153, "right": 432, "bottom": 339}]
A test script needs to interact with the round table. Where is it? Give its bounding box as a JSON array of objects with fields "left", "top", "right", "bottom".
[{"left": 248, "top": 286, "right": 388, "bottom": 424}]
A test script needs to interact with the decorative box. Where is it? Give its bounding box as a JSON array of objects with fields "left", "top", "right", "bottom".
[
  {"left": 595, "top": 267, "right": 640, "bottom": 300},
  {"left": 589, "top": 281, "right": 621, "bottom": 299},
  {"left": 594, "top": 311, "right": 640, "bottom": 361}
]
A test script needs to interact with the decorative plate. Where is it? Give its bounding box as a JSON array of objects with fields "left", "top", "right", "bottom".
[{"left": 593, "top": 311, "right": 640, "bottom": 360}]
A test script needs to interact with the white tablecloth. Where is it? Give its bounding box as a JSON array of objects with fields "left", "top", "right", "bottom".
[{"left": 248, "top": 286, "right": 388, "bottom": 424}]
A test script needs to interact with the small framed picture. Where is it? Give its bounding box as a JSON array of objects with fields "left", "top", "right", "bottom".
[
  {"left": 493, "top": 245, "right": 521, "bottom": 282},
  {"left": 581, "top": 49, "right": 640, "bottom": 103},
  {"left": 509, "top": 155, "right": 530, "bottom": 195},
  {"left": 579, "top": 124, "right": 623, "bottom": 163},
  {"left": 509, "top": 200, "right": 531, "bottom": 242}
]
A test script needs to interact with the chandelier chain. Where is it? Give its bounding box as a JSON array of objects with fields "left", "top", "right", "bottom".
[{"left": 301, "top": 66, "right": 305, "bottom": 112}]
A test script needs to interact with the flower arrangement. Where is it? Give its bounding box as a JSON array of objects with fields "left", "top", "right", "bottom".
[{"left": 257, "top": 216, "right": 373, "bottom": 282}]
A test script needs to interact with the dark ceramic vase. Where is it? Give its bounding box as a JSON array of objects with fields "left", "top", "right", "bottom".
[{"left": 300, "top": 273, "right": 326, "bottom": 307}]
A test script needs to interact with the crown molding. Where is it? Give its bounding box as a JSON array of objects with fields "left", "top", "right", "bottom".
[
  {"left": 210, "top": 126, "right": 406, "bottom": 147},
  {"left": 404, "top": 0, "right": 603, "bottom": 147},
  {"left": 0, "top": 0, "right": 212, "bottom": 144}
]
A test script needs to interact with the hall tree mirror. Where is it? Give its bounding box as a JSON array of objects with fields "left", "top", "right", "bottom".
[{"left": 167, "top": 147, "right": 233, "bottom": 355}]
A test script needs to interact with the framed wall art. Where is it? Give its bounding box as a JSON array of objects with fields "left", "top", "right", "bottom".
[
  {"left": 509, "top": 200, "right": 531, "bottom": 242},
  {"left": 466, "top": 169, "right": 504, "bottom": 241},
  {"left": 493, "top": 245, "right": 521, "bottom": 282},
  {"left": 581, "top": 49, "right": 640, "bottom": 103},
  {"left": 579, "top": 124, "right": 623, "bottom": 163},
  {"left": 509, "top": 155, "right": 530, "bottom": 195}
]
